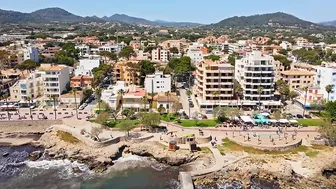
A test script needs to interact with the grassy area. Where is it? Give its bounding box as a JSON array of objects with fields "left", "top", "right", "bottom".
[
  {"left": 297, "top": 119, "right": 322, "bottom": 126},
  {"left": 200, "top": 147, "right": 212, "bottom": 154},
  {"left": 178, "top": 120, "right": 219, "bottom": 127},
  {"left": 305, "top": 151, "right": 319, "bottom": 158},
  {"left": 57, "top": 130, "right": 80, "bottom": 144},
  {"left": 89, "top": 119, "right": 141, "bottom": 128},
  {"left": 161, "top": 113, "right": 177, "bottom": 122},
  {"left": 218, "top": 138, "right": 320, "bottom": 156}
]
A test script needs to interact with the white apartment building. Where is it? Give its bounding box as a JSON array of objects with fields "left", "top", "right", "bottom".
[
  {"left": 75, "top": 44, "right": 90, "bottom": 57},
  {"left": 186, "top": 48, "right": 204, "bottom": 64},
  {"left": 136, "top": 50, "right": 149, "bottom": 60},
  {"left": 79, "top": 56, "right": 101, "bottom": 71},
  {"left": 152, "top": 48, "right": 169, "bottom": 62},
  {"left": 98, "top": 42, "right": 126, "bottom": 54},
  {"left": 101, "top": 81, "right": 127, "bottom": 110},
  {"left": 74, "top": 65, "right": 93, "bottom": 76},
  {"left": 10, "top": 71, "right": 44, "bottom": 101},
  {"left": 40, "top": 65, "right": 70, "bottom": 106},
  {"left": 280, "top": 41, "right": 292, "bottom": 50},
  {"left": 235, "top": 51, "right": 281, "bottom": 109},
  {"left": 24, "top": 46, "right": 39, "bottom": 63},
  {"left": 316, "top": 65, "right": 336, "bottom": 101},
  {"left": 145, "top": 72, "right": 171, "bottom": 93},
  {"left": 195, "top": 60, "right": 235, "bottom": 110}
]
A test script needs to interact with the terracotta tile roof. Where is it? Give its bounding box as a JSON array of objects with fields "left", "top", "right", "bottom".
[{"left": 280, "top": 70, "right": 315, "bottom": 76}]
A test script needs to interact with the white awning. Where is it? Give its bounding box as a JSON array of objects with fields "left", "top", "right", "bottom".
[
  {"left": 240, "top": 116, "right": 254, "bottom": 123},
  {"left": 261, "top": 112, "right": 270, "bottom": 116},
  {"left": 289, "top": 120, "right": 298, "bottom": 123},
  {"left": 269, "top": 119, "right": 278, "bottom": 123},
  {"left": 279, "top": 119, "right": 289, "bottom": 123}
]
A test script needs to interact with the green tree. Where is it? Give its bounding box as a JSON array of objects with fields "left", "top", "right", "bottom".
[
  {"left": 57, "top": 55, "right": 74, "bottom": 66},
  {"left": 91, "top": 126, "right": 103, "bottom": 141},
  {"left": 99, "top": 51, "right": 117, "bottom": 63},
  {"left": 15, "top": 59, "right": 38, "bottom": 72},
  {"left": 83, "top": 88, "right": 93, "bottom": 100},
  {"left": 169, "top": 47, "right": 179, "bottom": 54},
  {"left": 273, "top": 55, "right": 291, "bottom": 69},
  {"left": 118, "top": 46, "right": 135, "bottom": 60},
  {"left": 118, "top": 89, "right": 125, "bottom": 112},
  {"left": 50, "top": 95, "right": 58, "bottom": 120},
  {"left": 325, "top": 85, "right": 333, "bottom": 102},
  {"left": 204, "top": 55, "right": 220, "bottom": 61},
  {"left": 96, "top": 111, "right": 110, "bottom": 126},
  {"left": 26, "top": 96, "right": 32, "bottom": 119},
  {"left": 141, "top": 96, "right": 149, "bottom": 112},
  {"left": 157, "top": 104, "right": 166, "bottom": 115},
  {"left": 257, "top": 86, "right": 264, "bottom": 111},
  {"left": 95, "top": 87, "right": 102, "bottom": 112},
  {"left": 325, "top": 101, "right": 336, "bottom": 119},
  {"left": 72, "top": 88, "right": 79, "bottom": 119},
  {"left": 138, "top": 60, "right": 155, "bottom": 85},
  {"left": 165, "top": 91, "right": 171, "bottom": 113},
  {"left": 289, "top": 91, "right": 299, "bottom": 104},
  {"left": 310, "top": 99, "right": 326, "bottom": 114},
  {"left": 273, "top": 110, "right": 282, "bottom": 120},
  {"left": 122, "top": 108, "right": 135, "bottom": 119},
  {"left": 186, "top": 90, "right": 192, "bottom": 117},
  {"left": 119, "top": 120, "right": 136, "bottom": 137},
  {"left": 213, "top": 107, "right": 228, "bottom": 122},
  {"left": 141, "top": 113, "right": 161, "bottom": 131},
  {"left": 319, "top": 118, "right": 336, "bottom": 145},
  {"left": 278, "top": 49, "right": 288, "bottom": 56},
  {"left": 228, "top": 54, "right": 236, "bottom": 66}
]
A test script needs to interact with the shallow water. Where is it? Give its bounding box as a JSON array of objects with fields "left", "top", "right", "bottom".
[{"left": 0, "top": 146, "right": 278, "bottom": 189}]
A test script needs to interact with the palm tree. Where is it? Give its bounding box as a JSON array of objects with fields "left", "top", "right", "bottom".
[
  {"left": 50, "top": 95, "right": 58, "bottom": 120},
  {"left": 118, "top": 89, "right": 125, "bottom": 112},
  {"left": 26, "top": 96, "right": 32, "bottom": 119},
  {"left": 95, "top": 87, "right": 102, "bottom": 112},
  {"left": 186, "top": 90, "right": 192, "bottom": 118},
  {"left": 302, "top": 86, "right": 308, "bottom": 116},
  {"left": 235, "top": 86, "right": 243, "bottom": 109},
  {"left": 72, "top": 88, "right": 79, "bottom": 119},
  {"left": 212, "top": 91, "right": 220, "bottom": 107},
  {"left": 1, "top": 94, "right": 10, "bottom": 120},
  {"left": 141, "top": 96, "right": 148, "bottom": 112},
  {"left": 325, "top": 84, "right": 333, "bottom": 102},
  {"left": 257, "top": 86, "right": 264, "bottom": 111},
  {"left": 165, "top": 91, "right": 171, "bottom": 113}
]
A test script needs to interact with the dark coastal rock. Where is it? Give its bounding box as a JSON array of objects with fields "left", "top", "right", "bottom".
[
  {"left": 2, "top": 152, "right": 9, "bottom": 157},
  {"left": 28, "top": 151, "right": 42, "bottom": 161},
  {"left": 128, "top": 142, "right": 199, "bottom": 166}
]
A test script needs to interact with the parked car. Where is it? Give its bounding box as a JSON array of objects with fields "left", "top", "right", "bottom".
[
  {"left": 189, "top": 103, "right": 194, "bottom": 108},
  {"left": 304, "top": 114, "right": 312, "bottom": 118},
  {"left": 297, "top": 114, "right": 304, "bottom": 119},
  {"left": 205, "top": 110, "right": 213, "bottom": 114}
]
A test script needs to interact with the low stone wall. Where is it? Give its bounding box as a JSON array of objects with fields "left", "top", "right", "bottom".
[
  {"left": 0, "top": 120, "right": 63, "bottom": 132},
  {"left": 196, "top": 136, "right": 212, "bottom": 144},
  {"left": 52, "top": 125, "right": 125, "bottom": 148},
  {"left": 131, "top": 135, "right": 154, "bottom": 143},
  {"left": 229, "top": 137, "right": 303, "bottom": 151}
]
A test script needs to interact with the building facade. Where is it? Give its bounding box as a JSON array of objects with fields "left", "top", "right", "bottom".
[
  {"left": 10, "top": 72, "right": 44, "bottom": 101},
  {"left": 79, "top": 56, "right": 101, "bottom": 71},
  {"left": 144, "top": 72, "right": 171, "bottom": 93},
  {"left": 280, "top": 70, "right": 315, "bottom": 91},
  {"left": 40, "top": 65, "right": 70, "bottom": 105},
  {"left": 195, "top": 60, "right": 235, "bottom": 110},
  {"left": 316, "top": 66, "right": 336, "bottom": 101},
  {"left": 235, "top": 51, "right": 280, "bottom": 109},
  {"left": 152, "top": 48, "right": 169, "bottom": 62},
  {"left": 23, "top": 46, "right": 39, "bottom": 63}
]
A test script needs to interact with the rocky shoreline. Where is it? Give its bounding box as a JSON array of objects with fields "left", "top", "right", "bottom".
[{"left": 194, "top": 150, "right": 336, "bottom": 189}]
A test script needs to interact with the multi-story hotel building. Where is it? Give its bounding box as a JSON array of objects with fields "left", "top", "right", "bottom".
[
  {"left": 280, "top": 70, "right": 315, "bottom": 91},
  {"left": 40, "top": 65, "right": 70, "bottom": 105},
  {"left": 195, "top": 60, "right": 235, "bottom": 110},
  {"left": 235, "top": 51, "right": 281, "bottom": 109},
  {"left": 10, "top": 72, "right": 44, "bottom": 101}
]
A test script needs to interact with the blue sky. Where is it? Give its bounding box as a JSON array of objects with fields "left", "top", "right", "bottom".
[{"left": 1, "top": 0, "right": 335, "bottom": 24}]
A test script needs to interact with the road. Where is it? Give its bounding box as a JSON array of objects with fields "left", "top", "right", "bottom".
[{"left": 179, "top": 88, "right": 200, "bottom": 118}]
